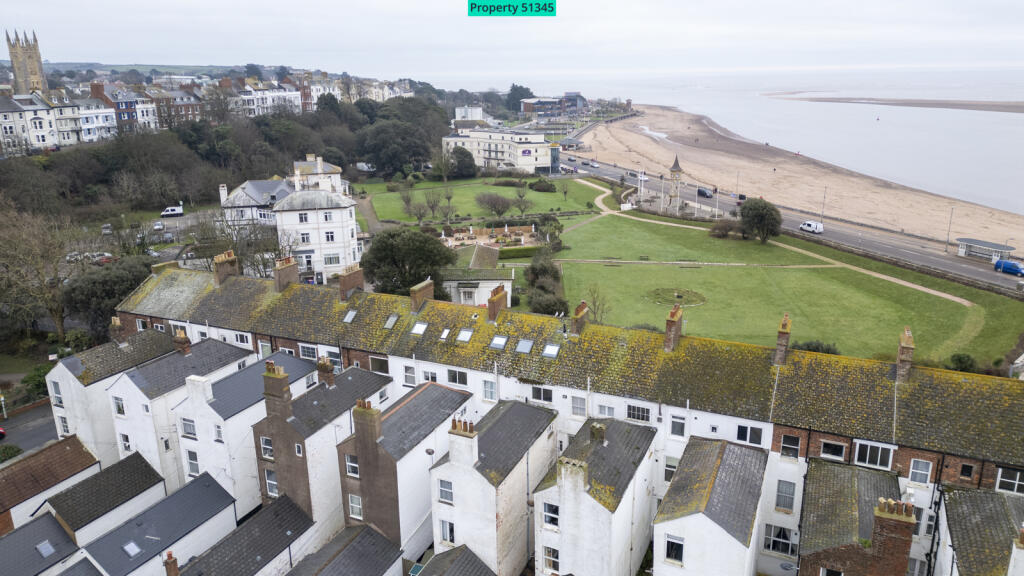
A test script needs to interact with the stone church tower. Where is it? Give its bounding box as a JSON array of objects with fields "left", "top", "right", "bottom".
[{"left": 6, "top": 30, "right": 46, "bottom": 93}]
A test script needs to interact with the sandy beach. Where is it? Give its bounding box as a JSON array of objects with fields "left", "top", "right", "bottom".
[{"left": 581, "top": 104, "right": 1024, "bottom": 245}]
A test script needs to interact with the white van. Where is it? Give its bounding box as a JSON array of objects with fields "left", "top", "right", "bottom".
[
  {"left": 799, "top": 220, "right": 824, "bottom": 234},
  {"left": 160, "top": 206, "right": 184, "bottom": 218}
]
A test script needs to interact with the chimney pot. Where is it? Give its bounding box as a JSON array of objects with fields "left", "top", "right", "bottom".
[
  {"left": 468, "top": 421, "right": 474, "bottom": 434},
  {"left": 897, "top": 326, "right": 915, "bottom": 382},
  {"left": 212, "top": 250, "right": 240, "bottom": 287},
  {"left": 664, "top": 304, "right": 683, "bottom": 352},
  {"left": 451, "top": 417, "right": 457, "bottom": 431},
  {"left": 774, "top": 313, "right": 791, "bottom": 365},
  {"left": 365, "top": 400, "right": 371, "bottom": 410}
]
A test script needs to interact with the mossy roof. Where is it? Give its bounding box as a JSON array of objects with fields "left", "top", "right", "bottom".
[
  {"left": 117, "top": 268, "right": 1024, "bottom": 467},
  {"left": 943, "top": 487, "right": 1024, "bottom": 576}
]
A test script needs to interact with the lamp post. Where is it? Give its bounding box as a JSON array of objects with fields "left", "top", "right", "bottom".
[
  {"left": 945, "top": 207, "right": 954, "bottom": 254},
  {"left": 820, "top": 186, "right": 827, "bottom": 222}
]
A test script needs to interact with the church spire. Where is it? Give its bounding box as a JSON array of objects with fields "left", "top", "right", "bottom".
[{"left": 670, "top": 154, "right": 682, "bottom": 173}]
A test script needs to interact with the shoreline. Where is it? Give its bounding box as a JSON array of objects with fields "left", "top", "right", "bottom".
[
  {"left": 770, "top": 95, "right": 1024, "bottom": 114},
  {"left": 580, "top": 104, "right": 1024, "bottom": 244}
]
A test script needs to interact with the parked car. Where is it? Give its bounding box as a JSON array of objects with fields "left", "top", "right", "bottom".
[
  {"left": 697, "top": 187, "right": 714, "bottom": 198},
  {"left": 590, "top": 162, "right": 600, "bottom": 168},
  {"left": 146, "top": 248, "right": 160, "bottom": 258},
  {"left": 567, "top": 156, "right": 576, "bottom": 162},
  {"left": 65, "top": 251, "right": 82, "bottom": 263},
  {"left": 738, "top": 194, "right": 747, "bottom": 200},
  {"left": 994, "top": 259, "right": 1024, "bottom": 276},
  {"left": 0, "top": 426, "right": 5, "bottom": 440},
  {"left": 101, "top": 223, "right": 113, "bottom": 236},
  {"left": 799, "top": 220, "right": 824, "bottom": 234},
  {"left": 153, "top": 221, "right": 165, "bottom": 231},
  {"left": 628, "top": 171, "right": 638, "bottom": 177},
  {"left": 160, "top": 206, "right": 184, "bottom": 218},
  {"left": 639, "top": 175, "right": 650, "bottom": 181},
  {"left": 162, "top": 232, "right": 174, "bottom": 243}
]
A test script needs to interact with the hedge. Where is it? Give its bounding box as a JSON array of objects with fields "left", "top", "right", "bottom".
[{"left": 498, "top": 246, "right": 542, "bottom": 259}]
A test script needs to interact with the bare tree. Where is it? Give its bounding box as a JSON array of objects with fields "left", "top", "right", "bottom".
[
  {"left": 409, "top": 203, "right": 430, "bottom": 225},
  {"left": 433, "top": 147, "right": 452, "bottom": 183},
  {"left": 512, "top": 196, "right": 533, "bottom": 216},
  {"left": 515, "top": 185, "right": 528, "bottom": 200},
  {"left": 424, "top": 189, "right": 442, "bottom": 218},
  {"left": 584, "top": 284, "right": 612, "bottom": 324},
  {"left": 440, "top": 204, "right": 455, "bottom": 225},
  {"left": 476, "top": 193, "right": 512, "bottom": 218},
  {"left": 560, "top": 181, "right": 569, "bottom": 201},
  {"left": 444, "top": 187, "right": 454, "bottom": 208},
  {"left": 399, "top": 188, "right": 413, "bottom": 214}
]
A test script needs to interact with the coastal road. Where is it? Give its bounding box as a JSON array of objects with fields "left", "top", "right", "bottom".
[{"left": 570, "top": 157, "right": 1024, "bottom": 292}]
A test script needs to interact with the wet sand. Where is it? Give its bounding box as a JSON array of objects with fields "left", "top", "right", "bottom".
[
  {"left": 772, "top": 95, "right": 1024, "bottom": 114},
  {"left": 580, "top": 104, "right": 1024, "bottom": 244}
]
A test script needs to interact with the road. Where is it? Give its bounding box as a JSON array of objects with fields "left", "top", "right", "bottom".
[
  {"left": 566, "top": 156, "right": 1023, "bottom": 292},
  {"left": 1, "top": 402, "right": 57, "bottom": 456}
]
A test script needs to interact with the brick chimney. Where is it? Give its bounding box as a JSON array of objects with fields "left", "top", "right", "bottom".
[
  {"left": 339, "top": 265, "right": 364, "bottom": 301},
  {"left": 571, "top": 300, "right": 589, "bottom": 334},
  {"left": 664, "top": 304, "right": 683, "bottom": 352},
  {"left": 774, "top": 313, "right": 792, "bottom": 365},
  {"left": 352, "top": 399, "right": 382, "bottom": 477},
  {"left": 317, "top": 356, "right": 335, "bottom": 389},
  {"left": 273, "top": 256, "right": 299, "bottom": 293},
  {"left": 110, "top": 316, "right": 126, "bottom": 341},
  {"left": 590, "top": 422, "right": 606, "bottom": 445},
  {"left": 90, "top": 82, "right": 104, "bottom": 100},
  {"left": 557, "top": 457, "right": 589, "bottom": 493},
  {"left": 218, "top": 183, "right": 228, "bottom": 205},
  {"left": 163, "top": 551, "right": 179, "bottom": 576},
  {"left": 869, "top": 497, "right": 916, "bottom": 572},
  {"left": 487, "top": 285, "right": 506, "bottom": 322},
  {"left": 213, "top": 250, "right": 240, "bottom": 287},
  {"left": 263, "top": 360, "right": 292, "bottom": 420},
  {"left": 448, "top": 418, "right": 479, "bottom": 466},
  {"left": 896, "top": 326, "right": 914, "bottom": 382},
  {"left": 186, "top": 375, "right": 213, "bottom": 404},
  {"left": 172, "top": 328, "right": 191, "bottom": 356},
  {"left": 410, "top": 279, "right": 434, "bottom": 312}
]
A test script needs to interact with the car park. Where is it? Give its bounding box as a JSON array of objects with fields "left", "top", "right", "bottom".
[
  {"left": 146, "top": 249, "right": 160, "bottom": 257},
  {"left": 162, "top": 232, "right": 174, "bottom": 243},
  {"left": 799, "top": 220, "right": 824, "bottom": 234},
  {"left": 153, "top": 221, "right": 165, "bottom": 231}
]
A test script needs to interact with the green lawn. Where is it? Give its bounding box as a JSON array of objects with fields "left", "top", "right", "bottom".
[
  {"left": 559, "top": 216, "right": 818, "bottom": 265},
  {"left": 370, "top": 180, "right": 600, "bottom": 223},
  {"left": 562, "top": 263, "right": 984, "bottom": 362},
  {"left": 0, "top": 354, "right": 43, "bottom": 375}
]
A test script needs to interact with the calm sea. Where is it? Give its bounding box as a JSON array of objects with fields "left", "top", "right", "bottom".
[{"left": 448, "top": 67, "right": 1024, "bottom": 215}]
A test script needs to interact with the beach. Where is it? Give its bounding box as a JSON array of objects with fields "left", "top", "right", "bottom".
[{"left": 581, "top": 104, "right": 1024, "bottom": 245}]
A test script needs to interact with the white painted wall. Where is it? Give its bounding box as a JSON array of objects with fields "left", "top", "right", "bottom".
[
  {"left": 306, "top": 423, "right": 346, "bottom": 541},
  {"left": 118, "top": 503, "right": 235, "bottom": 576},
  {"left": 653, "top": 515, "right": 752, "bottom": 576},
  {"left": 46, "top": 362, "right": 121, "bottom": 466},
  {"left": 72, "top": 481, "right": 166, "bottom": 546},
  {"left": 397, "top": 421, "right": 458, "bottom": 561},
  {"left": 443, "top": 279, "right": 513, "bottom": 308},
  {"left": 276, "top": 205, "right": 360, "bottom": 283},
  {"left": 10, "top": 463, "right": 100, "bottom": 530}
]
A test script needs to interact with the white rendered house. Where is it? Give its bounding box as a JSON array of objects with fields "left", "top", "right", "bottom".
[{"left": 274, "top": 188, "right": 360, "bottom": 284}]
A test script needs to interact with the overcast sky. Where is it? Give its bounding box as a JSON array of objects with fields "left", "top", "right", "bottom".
[{"left": 6, "top": 0, "right": 1023, "bottom": 93}]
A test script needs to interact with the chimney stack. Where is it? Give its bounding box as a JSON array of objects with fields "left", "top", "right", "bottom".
[
  {"left": 306, "top": 153, "right": 316, "bottom": 162},
  {"left": 869, "top": 496, "right": 916, "bottom": 571},
  {"left": 186, "top": 375, "right": 213, "bottom": 404},
  {"left": 273, "top": 256, "right": 299, "bottom": 293},
  {"left": 590, "top": 422, "right": 606, "bottom": 445},
  {"left": 218, "top": 184, "right": 228, "bottom": 205},
  {"left": 571, "top": 300, "right": 589, "bottom": 335},
  {"left": 164, "top": 551, "right": 180, "bottom": 576},
  {"left": 212, "top": 250, "right": 240, "bottom": 287},
  {"left": 448, "top": 418, "right": 479, "bottom": 466},
  {"left": 896, "top": 326, "right": 915, "bottom": 382},
  {"left": 172, "top": 328, "right": 191, "bottom": 355},
  {"left": 557, "top": 457, "right": 590, "bottom": 493},
  {"left": 110, "top": 315, "right": 126, "bottom": 341},
  {"left": 316, "top": 156, "right": 324, "bottom": 173},
  {"left": 338, "top": 265, "right": 365, "bottom": 301},
  {"left": 774, "top": 313, "right": 792, "bottom": 365},
  {"left": 664, "top": 304, "right": 683, "bottom": 352},
  {"left": 294, "top": 168, "right": 302, "bottom": 191},
  {"left": 353, "top": 399, "right": 383, "bottom": 467},
  {"left": 317, "top": 356, "right": 335, "bottom": 389},
  {"left": 487, "top": 284, "right": 507, "bottom": 322},
  {"left": 410, "top": 279, "right": 434, "bottom": 312},
  {"left": 263, "top": 360, "right": 292, "bottom": 420}
]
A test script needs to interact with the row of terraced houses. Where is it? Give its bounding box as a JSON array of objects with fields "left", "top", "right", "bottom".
[{"left": 21, "top": 251, "right": 1024, "bottom": 576}]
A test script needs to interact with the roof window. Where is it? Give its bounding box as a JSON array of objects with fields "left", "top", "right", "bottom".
[
  {"left": 384, "top": 314, "right": 398, "bottom": 329},
  {"left": 542, "top": 343, "right": 560, "bottom": 358},
  {"left": 123, "top": 541, "right": 142, "bottom": 558},
  {"left": 343, "top": 310, "right": 356, "bottom": 323},
  {"left": 516, "top": 339, "right": 534, "bottom": 354},
  {"left": 411, "top": 321, "right": 428, "bottom": 335},
  {"left": 440, "top": 328, "right": 451, "bottom": 340},
  {"left": 457, "top": 328, "right": 473, "bottom": 343},
  {"left": 490, "top": 335, "right": 509, "bottom": 350},
  {"left": 36, "top": 540, "right": 55, "bottom": 558}
]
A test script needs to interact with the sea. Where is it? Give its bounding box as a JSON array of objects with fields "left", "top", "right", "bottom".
[{"left": 446, "top": 67, "right": 1024, "bottom": 215}]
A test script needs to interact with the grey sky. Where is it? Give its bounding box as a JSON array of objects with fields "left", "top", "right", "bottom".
[{"left": 5, "top": 0, "right": 1023, "bottom": 92}]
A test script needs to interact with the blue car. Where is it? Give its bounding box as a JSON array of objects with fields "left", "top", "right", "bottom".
[{"left": 994, "top": 259, "right": 1024, "bottom": 276}]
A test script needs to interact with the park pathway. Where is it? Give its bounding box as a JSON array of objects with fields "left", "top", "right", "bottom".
[
  {"left": 355, "top": 196, "right": 388, "bottom": 234},
  {"left": 576, "top": 179, "right": 975, "bottom": 308}
]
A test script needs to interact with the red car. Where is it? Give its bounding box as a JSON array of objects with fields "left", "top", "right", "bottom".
[{"left": 0, "top": 426, "right": 6, "bottom": 441}]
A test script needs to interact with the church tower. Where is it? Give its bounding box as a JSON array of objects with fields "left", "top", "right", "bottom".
[{"left": 6, "top": 30, "right": 46, "bottom": 93}]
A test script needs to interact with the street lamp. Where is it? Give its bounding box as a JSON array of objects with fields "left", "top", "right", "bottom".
[{"left": 820, "top": 186, "right": 827, "bottom": 222}]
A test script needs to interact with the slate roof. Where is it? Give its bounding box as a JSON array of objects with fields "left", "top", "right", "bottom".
[
  {"left": 441, "top": 268, "right": 515, "bottom": 282},
  {"left": 293, "top": 159, "right": 343, "bottom": 175},
  {"left": 61, "top": 330, "right": 176, "bottom": 386},
  {"left": 115, "top": 267, "right": 1024, "bottom": 468},
  {"left": 208, "top": 351, "right": 314, "bottom": 419},
  {"left": 180, "top": 495, "right": 312, "bottom": 576},
  {"left": 432, "top": 401, "right": 556, "bottom": 486},
  {"left": 289, "top": 367, "right": 391, "bottom": 438},
  {"left": 273, "top": 189, "right": 355, "bottom": 212},
  {"left": 47, "top": 452, "right": 163, "bottom": 531},
  {"left": 124, "top": 338, "right": 249, "bottom": 400},
  {"left": 655, "top": 438, "right": 768, "bottom": 546},
  {"left": 380, "top": 382, "right": 472, "bottom": 459},
  {"left": 0, "top": 436, "right": 98, "bottom": 513},
  {"left": 285, "top": 524, "right": 400, "bottom": 576},
  {"left": 85, "top": 473, "right": 234, "bottom": 576},
  {"left": 419, "top": 545, "right": 496, "bottom": 576},
  {"left": 943, "top": 488, "right": 1024, "bottom": 576},
  {"left": 57, "top": 559, "right": 104, "bottom": 576},
  {"left": 537, "top": 418, "right": 657, "bottom": 512},
  {"left": 799, "top": 458, "right": 901, "bottom": 555},
  {"left": 222, "top": 179, "right": 294, "bottom": 208},
  {"left": 0, "top": 514, "right": 79, "bottom": 576}
]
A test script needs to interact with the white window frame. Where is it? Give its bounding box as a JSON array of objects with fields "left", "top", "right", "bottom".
[
  {"left": 260, "top": 436, "right": 274, "bottom": 459},
  {"left": 439, "top": 479, "right": 453, "bottom": 504},
  {"left": 670, "top": 415, "right": 685, "bottom": 437},
  {"left": 627, "top": 404, "right": 650, "bottom": 422},
  {"left": 776, "top": 480, "right": 796, "bottom": 513},
  {"left": 265, "top": 469, "right": 278, "bottom": 497},
  {"left": 665, "top": 456, "right": 679, "bottom": 482},
  {"left": 378, "top": 387, "right": 389, "bottom": 403},
  {"left": 447, "top": 369, "right": 468, "bottom": 386},
  {"left": 665, "top": 534, "right": 685, "bottom": 565},
  {"left": 348, "top": 493, "right": 363, "bottom": 519},
  {"left": 820, "top": 569, "right": 843, "bottom": 576},
  {"left": 532, "top": 386, "right": 553, "bottom": 403},
  {"left": 120, "top": 433, "right": 132, "bottom": 453},
  {"left": 737, "top": 424, "right": 763, "bottom": 446},
  {"left": 820, "top": 440, "right": 847, "bottom": 461},
  {"left": 854, "top": 440, "right": 894, "bottom": 470},
  {"left": 186, "top": 450, "right": 200, "bottom": 477},
  {"left": 764, "top": 524, "right": 797, "bottom": 556},
  {"left": 298, "top": 344, "right": 317, "bottom": 359},
  {"left": 305, "top": 373, "right": 316, "bottom": 389},
  {"left": 543, "top": 502, "right": 559, "bottom": 527},
  {"left": 181, "top": 418, "right": 197, "bottom": 439},
  {"left": 440, "top": 519, "right": 455, "bottom": 544},
  {"left": 543, "top": 546, "right": 560, "bottom": 572},
  {"left": 781, "top": 434, "right": 801, "bottom": 459},
  {"left": 214, "top": 425, "right": 223, "bottom": 442},
  {"left": 345, "top": 454, "right": 360, "bottom": 477},
  {"left": 914, "top": 507, "right": 935, "bottom": 537},
  {"left": 411, "top": 322, "right": 428, "bottom": 335},
  {"left": 369, "top": 356, "right": 389, "bottom": 374},
  {"left": 295, "top": 443, "right": 303, "bottom": 457},
  {"left": 598, "top": 404, "right": 615, "bottom": 418},
  {"left": 423, "top": 370, "right": 438, "bottom": 383},
  {"left": 571, "top": 396, "right": 586, "bottom": 417},
  {"left": 907, "top": 558, "right": 927, "bottom": 576},
  {"left": 235, "top": 333, "right": 250, "bottom": 345},
  {"left": 909, "top": 459, "right": 932, "bottom": 484},
  {"left": 58, "top": 416, "right": 69, "bottom": 435},
  {"left": 483, "top": 379, "right": 497, "bottom": 401},
  {"left": 404, "top": 365, "right": 416, "bottom": 387},
  {"left": 51, "top": 381, "right": 63, "bottom": 407},
  {"left": 113, "top": 396, "right": 126, "bottom": 416},
  {"left": 996, "top": 467, "right": 1024, "bottom": 494}
]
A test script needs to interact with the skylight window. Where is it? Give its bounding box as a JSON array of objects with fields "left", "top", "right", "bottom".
[
  {"left": 516, "top": 339, "right": 534, "bottom": 354},
  {"left": 384, "top": 314, "right": 398, "bottom": 330},
  {"left": 123, "top": 541, "right": 142, "bottom": 558},
  {"left": 411, "top": 322, "right": 428, "bottom": 335},
  {"left": 542, "top": 343, "right": 560, "bottom": 358},
  {"left": 343, "top": 310, "right": 356, "bottom": 323},
  {"left": 456, "top": 328, "right": 473, "bottom": 342},
  {"left": 490, "top": 335, "right": 509, "bottom": 350},
  {"left": 36, "top": 540, "right": 55, "bottom": 558},
  {"left": 440, "top": 328, "right": 451, "bottom": 340}
]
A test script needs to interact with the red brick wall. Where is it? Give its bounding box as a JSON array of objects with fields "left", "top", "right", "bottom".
[
  {"left": 891, "top": 446, "right": 941, "bottom": 483},
  {"left": 799, "top": 513, "right": 915, "bottom": 576},
  {"left": 807, "top": 431, "right": 854, "bottom": 464},
  {"left": 771, "top": 425, "right": 810, "bottom": 458},
  {"left": 939, "top": 454, "right": 984, "bottom": 487},
  {"left": 980, "top": 461, "right": 1002, "bottom": 490},
  {"left": 0, "top": 510, "right": 13, "bottom": 537},
  {"left": 342, "top": 348, "right": 371, "bottom": 370},
  {"left": 115, "top": 312, "right": 166, "bottom": 337}
]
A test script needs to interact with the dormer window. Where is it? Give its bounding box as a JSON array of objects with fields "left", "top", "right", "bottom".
[
  {"left": 516, "top": 339, "right": 534, "bottom": 354},
  {"left": 456, "top": 328, "right": 473, "bottom": 342},
  {"left": 411, "top": 322, "right": 428, "bottom": 335},
  {"left": 384, "top": 314, "right": 399, "bottom": 329},
  {"left": 542, "top": 343, "right": 560, "bottom": 358},
  {"left": 490, "top": 335, "right": 508, "bottom": 350},
  {"left": 343, "top": 310, "right": 356, "bottom": 323}
]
